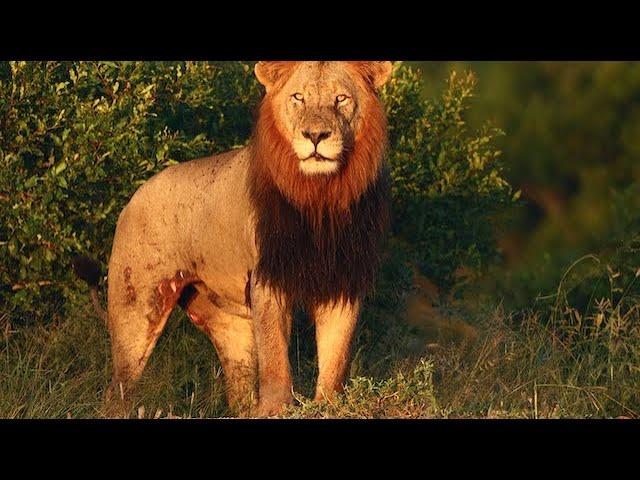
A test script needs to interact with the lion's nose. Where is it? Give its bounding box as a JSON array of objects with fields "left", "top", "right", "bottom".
[{"left": 302, "top": 129, "right": 332, "bottom": 147}]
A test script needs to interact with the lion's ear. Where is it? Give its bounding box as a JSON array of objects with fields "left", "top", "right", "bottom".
[
  {"left": 355, "top": 61, "right": 393, "bottom": 89},
  {"left": 368, "top": 61, "right": 393, "bottom": 88},
  {"left": 254, "top": 61, "right": 293, "bottom": 90}
]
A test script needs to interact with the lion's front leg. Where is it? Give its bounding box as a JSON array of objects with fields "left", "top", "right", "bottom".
[
  {"left": 313, "top": 299, "right": 361, "bottom": 402},
  {"left": 250, "top": 278, "right": 294, "bottom": 417}
]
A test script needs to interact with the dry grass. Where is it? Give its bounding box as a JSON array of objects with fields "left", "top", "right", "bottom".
[{"left": 1, "top": 255, "right": 639, "bottom": 419}]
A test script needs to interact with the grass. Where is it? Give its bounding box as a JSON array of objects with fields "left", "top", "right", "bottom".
[{"left": 1, "top": 251, "right": 639, "bottom": 419}]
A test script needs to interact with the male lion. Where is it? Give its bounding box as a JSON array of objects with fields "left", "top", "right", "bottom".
[{"left": 78, "top": 61, "right": 393, "bottom": 417}]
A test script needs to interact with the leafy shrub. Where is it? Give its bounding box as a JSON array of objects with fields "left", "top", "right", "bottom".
[
  {"left": 0, "top": 61, "right": 514, "bottom": 319},
  {"left": 382, "top": 68, "right": 516, "bottom": 291}
]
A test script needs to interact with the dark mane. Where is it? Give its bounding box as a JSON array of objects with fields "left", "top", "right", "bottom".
[{"left": 250, "top": 169, "right": 389, "bottom": 309}]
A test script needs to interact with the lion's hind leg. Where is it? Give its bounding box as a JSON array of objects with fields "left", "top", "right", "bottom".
[
  {"left": 104, "top": 264, "right": 197, "bottom": 417},
  {"left": 183, "top": 288, "right": 258, "bottom": 417}
]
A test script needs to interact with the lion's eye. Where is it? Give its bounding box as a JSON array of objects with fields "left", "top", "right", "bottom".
[
  {"left": 336, "top": 94, "right": 349, "bottom": 104},
  {"left": 292, "top": 93, "right": 304, "bottom": 102}
]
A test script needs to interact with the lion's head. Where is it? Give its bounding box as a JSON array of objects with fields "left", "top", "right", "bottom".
[
  {"left": 251, "top": 61, "right": 393, "bottom": 215},
  {"left": 249, "top": 61, "right": 392, "bottom": 308}
]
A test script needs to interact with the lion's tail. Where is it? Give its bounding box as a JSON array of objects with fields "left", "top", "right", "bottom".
[{"left": 72, "top": 255, "right": 108, "bottom": 325}]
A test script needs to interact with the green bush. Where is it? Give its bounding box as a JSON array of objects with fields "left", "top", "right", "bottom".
[
  {"left": 383, "top": 68, "right": 515, "bottom": 290},
  {"left": 0, "top": 61, "right": 514, "bottom": 319}
]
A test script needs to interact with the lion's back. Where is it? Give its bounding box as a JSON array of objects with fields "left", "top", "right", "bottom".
[{"left": 113, "top": 146, "right": 253, "bottom": 249}]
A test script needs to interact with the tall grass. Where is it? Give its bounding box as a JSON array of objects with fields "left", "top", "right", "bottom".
[
  {"left": 1, "top": 251, "right": 638, "bottom": 419},
  {"left": 0, "top": 301, "right": 229, "bottom": 418}
]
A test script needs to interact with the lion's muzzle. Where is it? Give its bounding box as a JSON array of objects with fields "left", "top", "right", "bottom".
[{"left": 294, "top": 127, "right": 343, "bottom": 176}]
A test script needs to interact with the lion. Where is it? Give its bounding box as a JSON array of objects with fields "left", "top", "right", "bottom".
[{"left": 76, "top": 61, "right": 393, "bottom": 417}]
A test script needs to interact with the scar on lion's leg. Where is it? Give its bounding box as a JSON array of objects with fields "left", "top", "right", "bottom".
[
  {"left": 147, "top": 270, "right": 198, "bottom": 328},
  {"left": 123, "top": 266, "right": 137, "bottom": 304}
]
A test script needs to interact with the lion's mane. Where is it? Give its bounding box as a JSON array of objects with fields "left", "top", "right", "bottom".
[{"left": 248, "top": 68, "right": 390, "bottom": 309}]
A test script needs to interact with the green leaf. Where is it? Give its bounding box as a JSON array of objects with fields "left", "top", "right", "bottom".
[{"left": 53, "top": 161, "right": 67, "bottom": 175}]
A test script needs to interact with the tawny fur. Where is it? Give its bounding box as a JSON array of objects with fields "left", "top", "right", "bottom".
[{"left": 98, "top": 61, "right": 392, "bottom": 417}]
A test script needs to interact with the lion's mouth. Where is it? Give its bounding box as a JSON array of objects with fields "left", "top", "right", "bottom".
[
  {"left": 298, "top": 155, "right": 340, "bottom": 176},
  {"left": 303, "top": 153, "right": 334, "bottom": 162}
]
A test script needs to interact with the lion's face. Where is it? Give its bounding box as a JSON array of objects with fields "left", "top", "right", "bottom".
[{"left": 255, "top": 61, "right": 392, "bottom": 176}]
